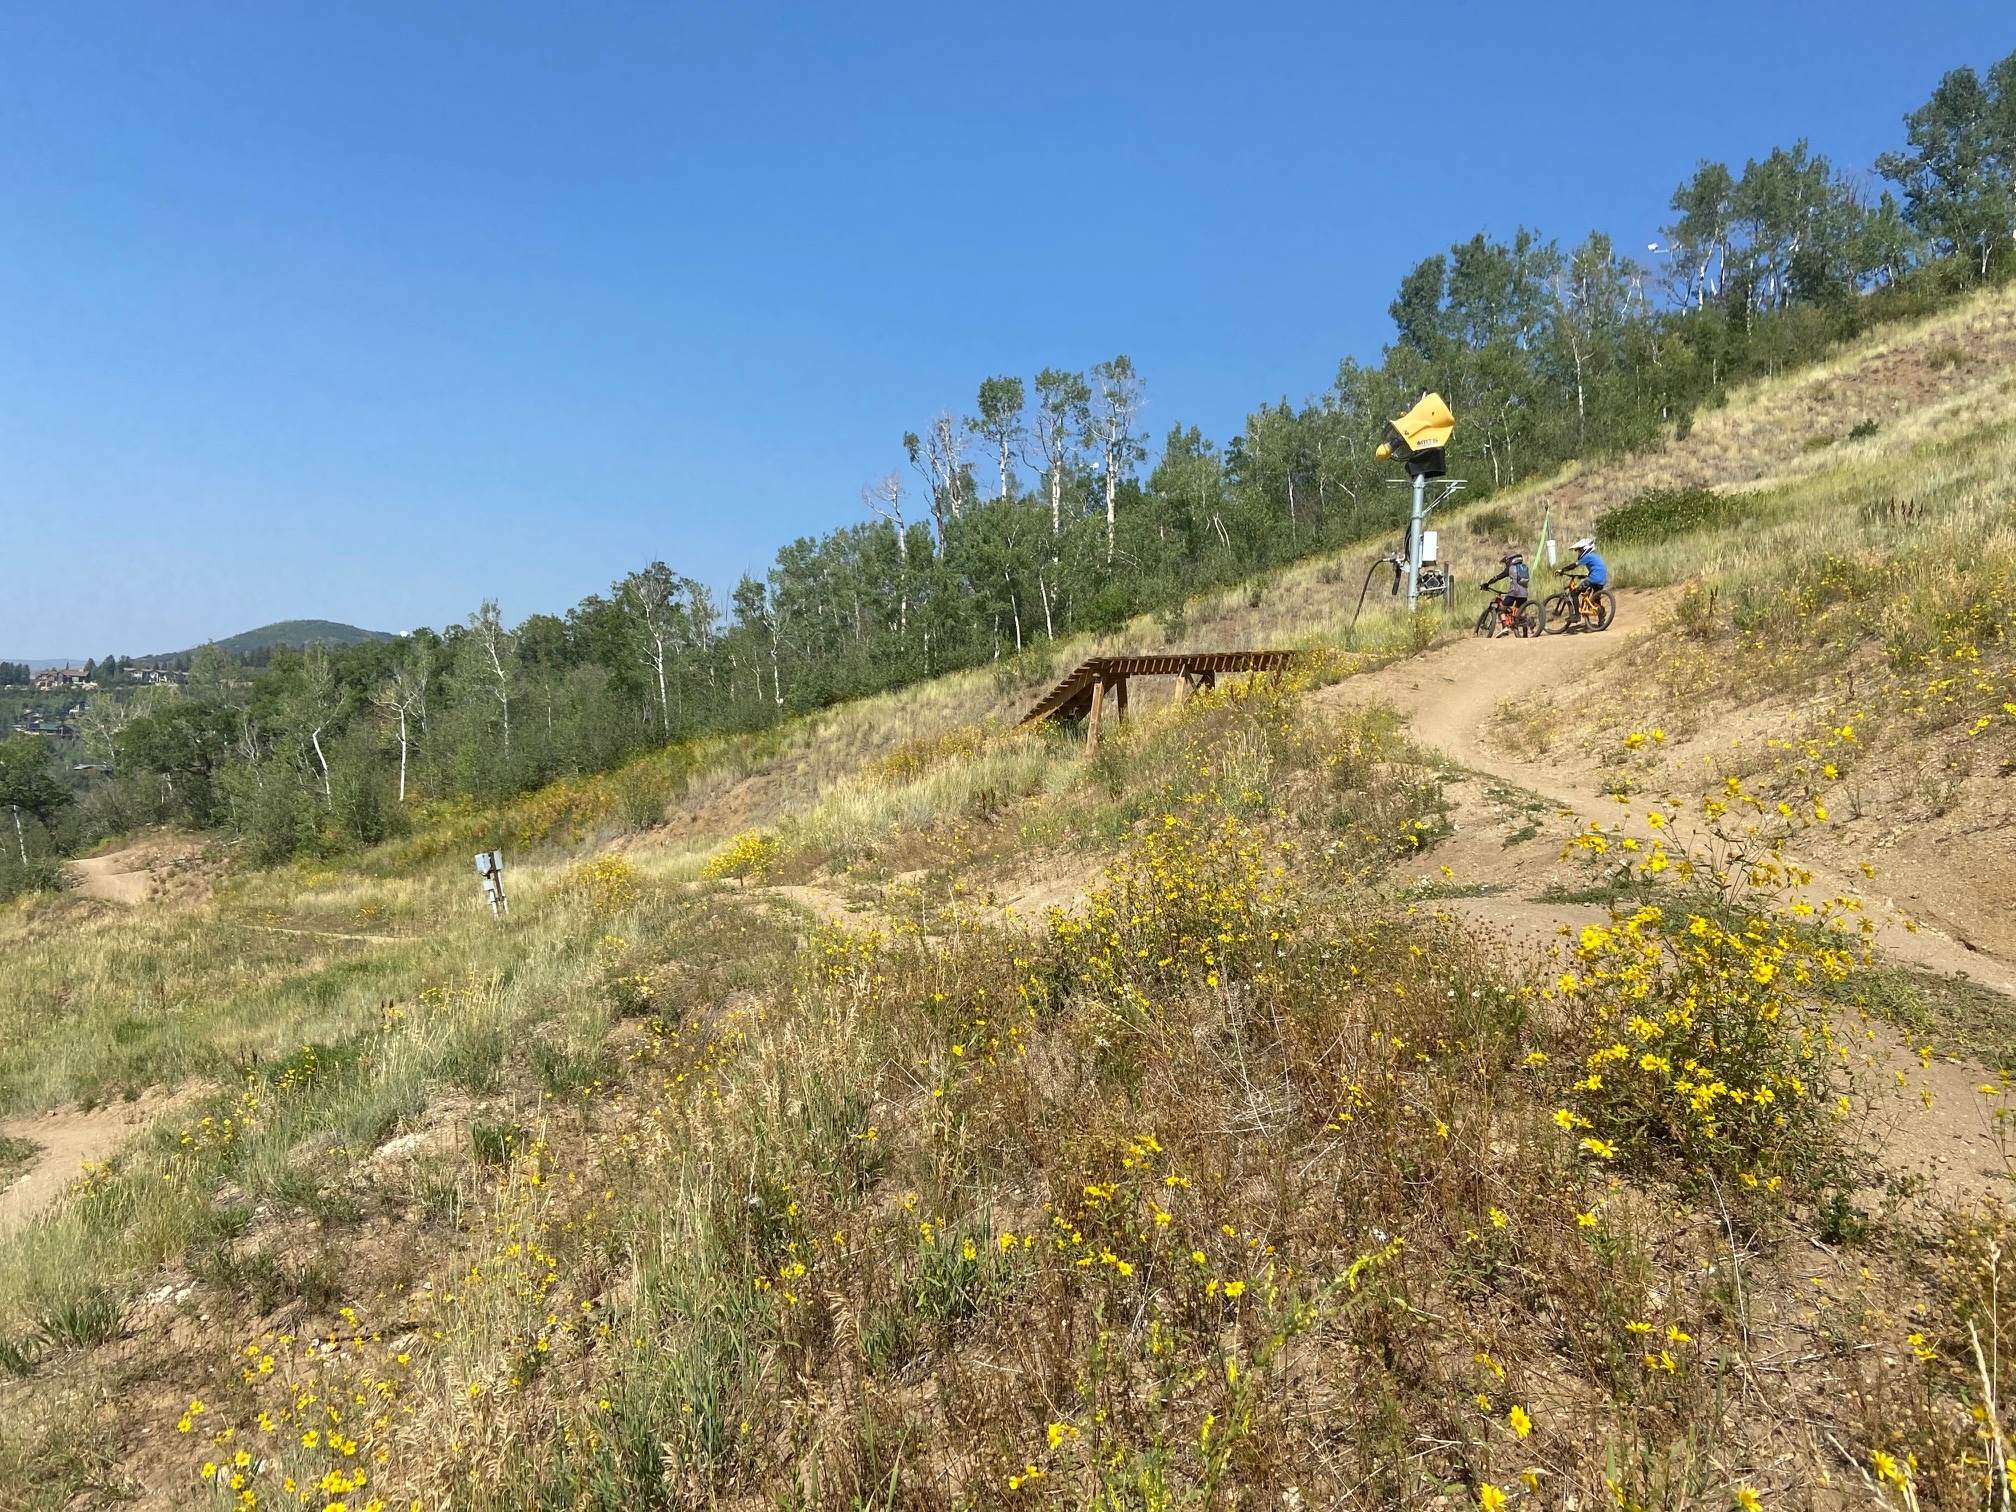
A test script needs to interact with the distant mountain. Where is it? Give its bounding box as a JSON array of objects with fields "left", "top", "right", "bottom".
[{"left": 149, "top": 620, "right": 397, "bottom": 662}]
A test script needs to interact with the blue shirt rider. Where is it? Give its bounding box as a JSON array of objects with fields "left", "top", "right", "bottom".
[{"left": 1570, "top": 537, "right": 1608, "bottom": 588}]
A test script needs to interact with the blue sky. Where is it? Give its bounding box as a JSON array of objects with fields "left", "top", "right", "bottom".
[{"left": 2, "top": 1, "right": 2010, "bottom": 658}]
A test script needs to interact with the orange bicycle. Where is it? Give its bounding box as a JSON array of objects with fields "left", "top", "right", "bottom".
[
  {"left": 1473, "top": 587, "right": 1540, "bottom": 638},
  {"left": 1541, "top": 569, "right": 1616, "bottom": 634}
]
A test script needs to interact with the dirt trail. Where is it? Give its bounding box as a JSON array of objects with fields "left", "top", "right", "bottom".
[
  {"left": 1313, "top": 589, "right": 2016, "bottom": 996},
  {"left": 65, "top": 836, "right": 208, "bottom": 905},
  {"left": 0, "top": 1094, "right": 181, "bottom": 1237},
  {"left": 1314, "top": 589, "right": 2016, "bottom": 1207},
  {"left": 67, "top": 852, "right": 156, "bottom": 904}
]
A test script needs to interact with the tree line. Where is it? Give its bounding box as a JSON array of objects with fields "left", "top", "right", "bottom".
[{"left": 3, "top": 47, "right": 2013, "bottom": 880}]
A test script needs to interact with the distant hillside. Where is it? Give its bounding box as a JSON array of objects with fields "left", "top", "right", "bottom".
[{"left": 149, "top": 620, "right": 396, "bottom": 662}]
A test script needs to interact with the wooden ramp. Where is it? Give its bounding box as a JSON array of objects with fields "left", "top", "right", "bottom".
[{"left": 1019, "top": 649, "right": 1297, "bottom": 747}]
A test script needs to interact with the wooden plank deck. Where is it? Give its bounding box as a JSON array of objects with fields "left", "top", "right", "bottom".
[{"left": 1018, "top": 649, "right": 1297, "bottom": 746}]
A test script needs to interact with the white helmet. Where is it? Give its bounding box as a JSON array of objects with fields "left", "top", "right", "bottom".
[{"left": 1571, "top": 536, "right": 1595, "bottom": 551}]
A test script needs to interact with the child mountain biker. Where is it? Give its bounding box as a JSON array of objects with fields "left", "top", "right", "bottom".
[
  {"left": 1568, "top": 536, "right": 1608, "bottom": 590},
  {"left": 1557, "top": 535, "right": 1615, "bottom": 630},
  {"left": 1477, "top": 550, "right": 1531, "bottom": 635},
  {"left": 1481, "top": 550, "right": 1530, "bottom": 604}
]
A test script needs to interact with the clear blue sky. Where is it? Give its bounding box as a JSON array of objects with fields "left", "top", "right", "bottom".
[{"left": 3, "top": 1, "right": 2010, "bottom": 658}]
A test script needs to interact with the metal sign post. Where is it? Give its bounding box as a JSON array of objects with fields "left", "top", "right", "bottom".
[{"left": 474, "top": 851, "right": 508, "bottom": 917}]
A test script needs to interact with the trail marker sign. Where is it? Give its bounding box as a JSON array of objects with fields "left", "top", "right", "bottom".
[{"left": 475, "top": 851, "right": 508, "bottom": 917}]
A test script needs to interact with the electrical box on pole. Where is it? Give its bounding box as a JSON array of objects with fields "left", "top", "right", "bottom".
[{"left": 475, "top": 850, "right": 508, "bottom": 917}]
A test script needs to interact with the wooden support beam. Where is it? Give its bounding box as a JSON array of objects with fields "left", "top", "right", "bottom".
[
  {"left": 1114, "top": 675, "right": 1129, "bottom": 723},
  {"left": 1087, "top": 677, "right": 1106, "bottom": 750}
]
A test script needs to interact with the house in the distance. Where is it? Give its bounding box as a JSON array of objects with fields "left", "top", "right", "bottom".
[{"left": 31, "top": 667, "right": 92, "bottom": 690}]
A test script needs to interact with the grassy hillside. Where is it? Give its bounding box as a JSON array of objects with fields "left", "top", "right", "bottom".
[{"left": 6, "top": 286, "right": 2016, "bottom": 1509}]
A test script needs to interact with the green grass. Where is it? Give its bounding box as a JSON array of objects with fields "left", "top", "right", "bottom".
[{"left": 1835, "top": 962, "right": 2016, "bottom": 1073}]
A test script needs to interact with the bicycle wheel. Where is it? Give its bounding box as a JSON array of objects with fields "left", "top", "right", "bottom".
[
  {"left": 1542, "top": 593, "right": 1576, "bottom": 635},
  {"left": 1593, "top": 588, "right": 1617, "bottom": 631},
  {"left": 1513, "top": 601, "right": 1541, "bottom": 638},
  {"left": 1473, "top": 603, "right": 1498, "bottom": 637}
]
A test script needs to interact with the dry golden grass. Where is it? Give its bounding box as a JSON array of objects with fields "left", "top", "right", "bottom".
[{"left": 9, "top": 286, "right": 2016, "bottom": 1508}]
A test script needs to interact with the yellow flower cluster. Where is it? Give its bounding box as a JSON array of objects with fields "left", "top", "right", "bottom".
[
  {"left": 562, "top": 855, "right": 642, "bottom": 916},
  {"left": 701, "top": 829, "right": 784, "bottom": 883},
  {"left": 1553, "top": 902, "right": 1848, "bottom": 1181},
  {"left": 1053, "top": 803, "right": 1295, "bottom": 1018},
  {"left": 180, "top": 1312, "right": 413, "bottom": 1510}
]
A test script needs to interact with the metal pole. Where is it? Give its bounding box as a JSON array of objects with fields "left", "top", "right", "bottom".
[{"left": 1405, "top": 472, "right": 1425, "bottom": 610}]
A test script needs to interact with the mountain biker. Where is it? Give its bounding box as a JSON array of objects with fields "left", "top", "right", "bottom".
[
  {"left": 1482, "top": 551, "right": 1530, "bottom": 603},
  {"left": 1568, "top": 536, "right": 1608, "bottom": 590}
]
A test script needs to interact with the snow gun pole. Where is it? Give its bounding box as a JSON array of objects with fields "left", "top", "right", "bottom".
[
  {"left": 1375, "top": 392, "right": 1455, "bottom": 613},
  {"left": 1405, "top": 471, "right": 1426, "bottom": 611}
]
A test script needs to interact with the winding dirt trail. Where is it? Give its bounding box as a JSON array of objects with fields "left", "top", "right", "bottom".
[
  {"left": 1312, "top": 590, "right": 2016, "bottom": 1207},
  {"left": 1313, "top": 589, "right": 2016, "bottom": 996},
  {"left": 0, "top": 1094, "right": 184, "bottom": 1237}
]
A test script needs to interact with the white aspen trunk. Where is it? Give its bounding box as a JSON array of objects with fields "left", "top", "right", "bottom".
[
  {"left": 309, "top": 727, "right": 332, "bottom": 804},
  {"left": 1038, "top": 571, "right": 1054, "bottom": 640},
  {"left": 1104, "top": 463, "right": 1117, "bottom": 563},
  {"left": 11, "top": 806, "right": 23, "bottom": 866},
  {"left": 397, "top": 707, "right": 409, "bottom": 803}
]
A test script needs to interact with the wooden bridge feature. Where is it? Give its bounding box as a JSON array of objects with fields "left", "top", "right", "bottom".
[{"left": 1018, "top": 649, "right": 1298, "bottom": 749}]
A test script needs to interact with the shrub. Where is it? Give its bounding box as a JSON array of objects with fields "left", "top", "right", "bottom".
[
  {"left": 868, "top": 727, "right": 986, "bottom": 786},
  {"left": 701, "top": 829, "right": 784, "bottom": 883},
  {"left": 470, "top": 1120, "right": 525, "bottom": 1164},
  {"left": 1467, "top": 505, "right": 1518, "bottom": 540},
  {"left": 37, "top": 1287, "right": 123, "bottom": 1350},
  {"left": 0, "top": 856, "right": 63, "bottom": 904},
  {"left": 1595, "top": 486, "right": 1746, "bottom": 545},
  {"left": 1553, "top": 901, "right": 1854, "bottom": 1191},
  {"left": 562, "top": 855, "right": 642, "bottom": 916}
]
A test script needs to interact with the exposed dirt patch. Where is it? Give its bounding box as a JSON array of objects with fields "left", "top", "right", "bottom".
[
  {"left": 988, "top": 854, "right": 1109, "bottom": 925},
  {"left": 65, "top": 835, "right": 212, "bottom": 906}
]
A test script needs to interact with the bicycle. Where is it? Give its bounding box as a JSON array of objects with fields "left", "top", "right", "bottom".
[
  {"left": 1472, "top": 587, "right": 1540, "bottom": 638},
  {"left": 1541, "top": 570, "right": 1616, "bottom": 635}
]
